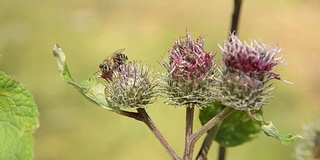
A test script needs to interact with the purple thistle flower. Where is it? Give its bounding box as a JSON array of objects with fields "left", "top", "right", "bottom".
[
  {"left": 168, "top": 31, "right": 214, "bottom": 84},
  {"left": 220, "top": 33, "right": 283, "bottom": 82},
  {"left": 160, "top": 31, "right": 218, "bottom": 107},
  {"left": 218, "top": 33, "right": 288, "bottom": 110}
]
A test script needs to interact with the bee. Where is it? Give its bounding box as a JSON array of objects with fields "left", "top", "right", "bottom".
[{"left": 99, "top": 48, "right": 128, "bottom": 80}]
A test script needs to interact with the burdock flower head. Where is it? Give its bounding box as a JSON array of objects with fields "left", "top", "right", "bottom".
[
  {"left": 219, "top": 33, "right": 286, "bottom": 110},
  {"left": 295, "top": 117, "right": 320, "bottom": 160},
  {"left": 161, "top": 31, "right": 217, "bottom": 107},
  {"left": 105, "top": 62, "right": 158, "bottom": 109}
]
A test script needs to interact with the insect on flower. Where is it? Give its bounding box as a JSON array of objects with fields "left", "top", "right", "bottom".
[{"left": 99, "top": 48, "right": 128, "bottom": 81}]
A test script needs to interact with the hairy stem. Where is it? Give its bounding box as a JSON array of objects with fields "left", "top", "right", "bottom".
[
  {"left": 230, "top": 0, "right": 243, "bottom": 34},
  {"left": 136, "top": 108, "right": 181, "bottom": 160},
  {"left": 195, "top": 124, "right": 222, "bottom": 160},
  {"left": 183, "top": 106, "right": 195, "bottom": 160}
]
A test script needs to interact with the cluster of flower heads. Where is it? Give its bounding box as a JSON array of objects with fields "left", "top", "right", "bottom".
[
  {"left": 161, "top": 31, "right": 286, "bottom": 110},
  {"left": 100, "top": 30, "right": 287, "bottom": 111}
]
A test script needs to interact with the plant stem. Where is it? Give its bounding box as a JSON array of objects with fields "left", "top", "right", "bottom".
[
  {"left": 118, "top": 110, "right": 141, "bottom": 120},
  {"left": 136, "top": 108, "right": 181, "bottom": 160},
  {"left": 190, "top": 107, "right": 234, "bottom": 153},
  {"left": 230, "top": 0, "right": 243, "bottom": 34},
  {"left": 195, "top": 124, "right": 222, "bottom": 160},
  {"left": 218, "top": 146, "right": 226, "bottom": 160},
  {"left": 183, "top": 106, "right": 195, "bottom": 160}
]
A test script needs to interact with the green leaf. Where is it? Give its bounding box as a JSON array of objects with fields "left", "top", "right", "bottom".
[
  {"left": 0, "top": 72, "right": 39, "bottom": 160},
  {"left": 52, "top": 44, "right": 119, "bottom": 112},
  {"left": 199, "top": 102, "right": 260, "bottom": 147},
  {"left": 247, "top": 110, "right": 300, "bottom": 145},
  {"left": 199, "top": 102, "right": 223, "bottom": 125}
]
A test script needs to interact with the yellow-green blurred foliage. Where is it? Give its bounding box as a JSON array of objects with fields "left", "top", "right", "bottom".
[{"left": 0, "top": 0, "right": 319, "bottom": 159}]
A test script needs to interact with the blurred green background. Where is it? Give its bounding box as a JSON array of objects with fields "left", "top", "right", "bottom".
[{"left": 1, "top": 0, "right": 319, "bottom": 159}]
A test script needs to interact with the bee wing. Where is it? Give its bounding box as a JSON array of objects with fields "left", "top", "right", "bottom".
[{"left": 112, "top": 48, "right": 126, "bottom": 54}]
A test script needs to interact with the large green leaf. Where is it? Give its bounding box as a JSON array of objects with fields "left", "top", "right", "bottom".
[
  {"left": 52, "top": 44, "right": 119, "bottom": 112},
  {"left": 199, "top": 102, "right": 260, "bottom": 147},
  {"left": 0, "top": 72, "right": 39, "bottom": 160}
]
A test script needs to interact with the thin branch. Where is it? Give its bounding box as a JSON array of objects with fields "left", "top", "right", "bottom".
[
  {"left": 136, "top": 108, "right": 181, "bottom": 160},
  {"left": 118, "top": 110, "right": 141, "bottom": 121},
  {"left": 195, "top": 124, "right": 222, "bottom": 160},
  {"left": 190, "top": 107, "right": 234, "bottom": 151},
  {"left": 218, "top": 146, "right": 226, "bottom": 160},
  {"left": 230, "top": 0, "right": 243, "bottom": 34},
  {"left": 183, "top": 106, "right": 195, "bottom": 160}
]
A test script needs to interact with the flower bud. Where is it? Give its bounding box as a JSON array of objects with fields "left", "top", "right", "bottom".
[{"left": 105, "top": 62, "right": 158, "bottom": 108}]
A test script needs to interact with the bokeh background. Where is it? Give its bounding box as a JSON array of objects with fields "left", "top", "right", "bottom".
[{"left": 1, "top": 0, "right": 320, "bottom": 159}]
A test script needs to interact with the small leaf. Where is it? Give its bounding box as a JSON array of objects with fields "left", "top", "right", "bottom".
[
  {"left": 199, "top": 102, "right": 260, "bottom": 147},
  {"left": 260, "top": 122, "right": 280, "bottom": 138},
  {"left": 52, "top": 44, "right": 119, "bottom": 112},
  {"left": 0, "top": 72, "right": 39, "bottom": 160},
  {"left": 248, "top": 110, "right": 299, "bottom": 145}
]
